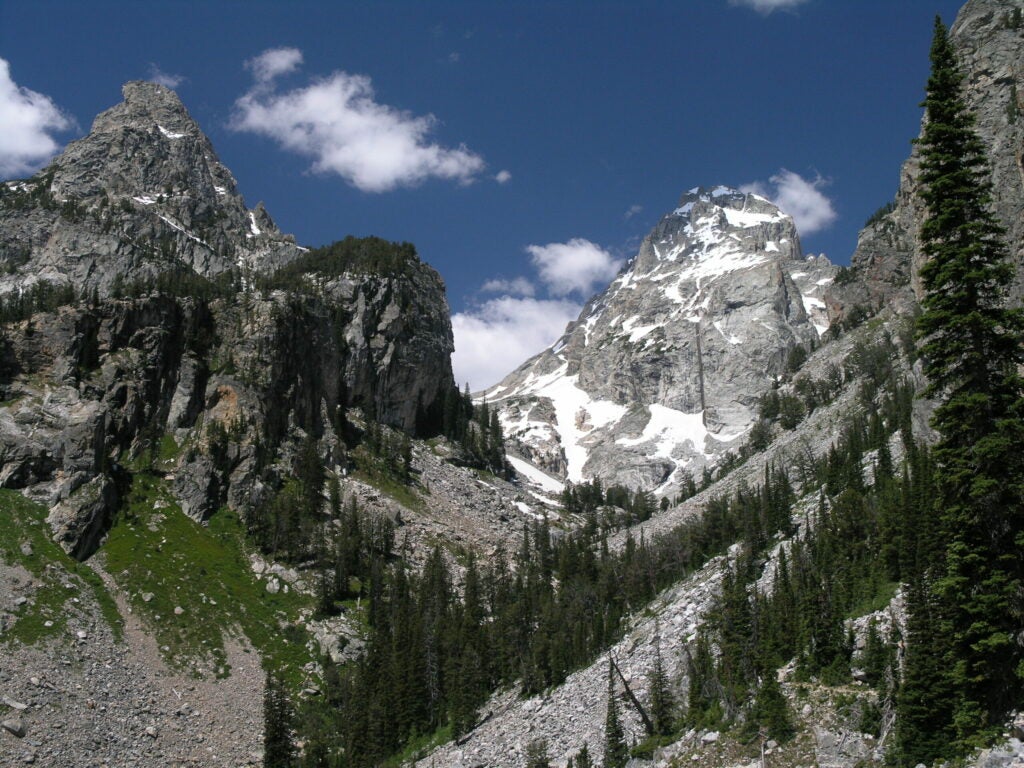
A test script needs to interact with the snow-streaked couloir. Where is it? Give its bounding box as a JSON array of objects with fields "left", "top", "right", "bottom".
[{"left": 484, "top": 186, "right": 836, "bottom": 497}]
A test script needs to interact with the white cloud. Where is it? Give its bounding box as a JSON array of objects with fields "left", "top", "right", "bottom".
[
  {"left": 527, "top": 238, "right": 623, "bottom": 297},
  {"left": 0, "top": 58, "right": 72, "bottom": 179},
  {"left": 148, "top": 64, "right": 184, "bottom": 89},
  {"left": 495, "top": 169, "right": 512, "bottom": 184},
  {"left": 452, "top": 296, "right": 580, "bottom": 391},
  {"left": 741, "top": 168, "right": 837, "bottom": 235},
  {"left": 457, "top": 237, "right": 619, "bottom": 388},
  {"left": 624, "top": 204, "right": 643, "bottom": 220},
  {"left": 246, "top": 47, "right": 303, "bottom": 83},
  {"left": 481, "top": 277, "right": 534, "bottom": 296},
  {"left": 448, "top": 52, "right": 462, "bottom": 64},
  {"left": 232, "top": 48, "right": 485, "bottom": 192},
  {"left": 729, "top": 0, "right": 810, "bottom": 13}
]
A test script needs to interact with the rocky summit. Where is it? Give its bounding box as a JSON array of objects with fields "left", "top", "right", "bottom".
[
  {"left": 486, "top": 186, "right": 835, "bottom": 495},
  {"left": 0, "top": 81, "right": 303, "bottom": 297}
]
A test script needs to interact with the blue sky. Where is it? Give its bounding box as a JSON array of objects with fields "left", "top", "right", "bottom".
[{"left": 1, "top": 0, "right": 964, "bottom": 388}]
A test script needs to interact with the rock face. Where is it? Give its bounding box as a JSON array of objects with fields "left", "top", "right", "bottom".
[
  {"left": 826, "top": 0, "right": 1024, "bottom": 320},
  {"left": 486, "top": 187, "right": 835, "bottom": 495},
  {"left": 0, "top": 82, "right": 455, "bottom": 558}
]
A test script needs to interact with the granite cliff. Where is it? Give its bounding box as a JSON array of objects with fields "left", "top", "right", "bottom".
[{"left": 0, "top": 82, "right": 455, "bottom": 559}]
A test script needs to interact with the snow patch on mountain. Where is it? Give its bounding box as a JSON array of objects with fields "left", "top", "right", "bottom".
[
  {"left": 158, "top": 124, "right": 185, "bottom": 139},
  {"left": 507, "top": 455, "right": 565, "bottom": 494},
  {"left": 506, "top": 364, "right": 627, "bottom": 482}
]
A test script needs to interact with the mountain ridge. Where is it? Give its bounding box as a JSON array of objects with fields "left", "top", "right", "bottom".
[{"left": 2, "top": 1, "right": 1023, "bottom": 766}]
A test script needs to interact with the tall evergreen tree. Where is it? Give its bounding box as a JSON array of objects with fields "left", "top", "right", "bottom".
[
  {"left": 263, "top": 670, "right": 296, "bottom": 768},
  {"left": 912, "top": 15, "right": 1024, "bottom": 753},
  {"left": 604, "top": 659, "right": 630, "bottom": 768},
  {"left": 648, "top": 635, "right": 675, "bottom": 736}
]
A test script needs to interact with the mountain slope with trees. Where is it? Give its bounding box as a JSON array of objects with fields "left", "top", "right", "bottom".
[{"left": 1, "top": 2, "right": 1023, "bottom": 768}]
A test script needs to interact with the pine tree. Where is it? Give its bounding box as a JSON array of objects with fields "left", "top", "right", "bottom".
[
  {"left": 572, "top": 743, "right": 594, "bottom": 768},
  {"left": 525, "top": 738, "right": 551, "bottom": 768},
  {"left": 648, "top": 636, "right": 675, "bottom": 736},
  {"left": 913, "top": 15, "right": 1024, "bottom": 752},
  {"left": 604, "top": 659, "right": 630, "bottom": 768},
  {"left": 263, "top": 669, "right": 296, "bottom": 768},
  {"left": 895, "top": 572, "right": 955, "bottom": 766},
  {"left": 750, "top": 674, "right": 793, "bottom": 742}
]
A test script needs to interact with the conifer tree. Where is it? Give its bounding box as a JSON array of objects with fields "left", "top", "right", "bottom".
[
  {"left": 604, "top": 659, "right": 629, "bottom": 768},
  {"left": 263, "top": 670, "right": 296, "bottom": 768},
  {"left": 912, "top": 15, "right": 1024, "bottom": 752},
  {"left": 572, "top": 743, "right": 594, "bottom": 768},
  {"left": 648, "top": 636, "right": 675, "bottom": 736},
  {"left": 525, "top": 738, "right": 551, "bottom": 768}
]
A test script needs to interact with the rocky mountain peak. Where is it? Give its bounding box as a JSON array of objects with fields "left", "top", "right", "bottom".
[
  {"left": 631, "top": 185, "right": 797, "bottom": 277},
  {"left": 0, "top": 81, "right": 302, "bottom": 294},
  {"left": 95, "top": 81, "right": 194, "bottom": 133},
  {"left": 488, "top": 185, "right": 834, "bottom": 494},
  {"left": 50, "top": 80, "right": 228, "bottom": 203},
  {"left": 674, "top": 185, "right": 779, "bottom": 217}
]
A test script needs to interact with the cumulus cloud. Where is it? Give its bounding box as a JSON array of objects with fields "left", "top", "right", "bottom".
[
  {"left": 527, "top": 238, "right": 623, "bottom": 297},
  {"left": 481, "top": 277, "right": 534, "bottom": 296},
  {"left": 729, "top": 0, "right": 810, "bottom": 13},
  {"left": 741, "top": 169, "right": 837, "bottom": 235},
  {"left": 148, "top": 64, "right": 184, "bottom": 89},
  {"left": 495, "top": 169, "right": 512, "bottom": 184},
  {"left": 451, "top": 296, "right": 580, "bottom": 391},
  {"left": 624, "top": 204, "right": 643, "bottom": 220},
  {"left": 231, "top": 47, "right": 485, "bottom": 192},
  {"left": 0, "top": 58, "right": 73, "bottom": 178},
  {"left": 246, "top": 47, "right": 303, "bottom": 83}
]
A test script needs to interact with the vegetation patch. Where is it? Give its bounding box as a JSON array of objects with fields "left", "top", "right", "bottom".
[
  {"left": 846, "top": 580, "right": 898, "bottom": 620},
  {"left": 0, "top": 489, "right": 122, "bottom": 644},
  {"left": 352, "top": 467, "right": 426, "bottom": 512},
  {"left": 102, "top": 472, "right": 314, "bottom": 682},
  {"left": 380, "top": 724, "right": 453, "bottom": 768}
]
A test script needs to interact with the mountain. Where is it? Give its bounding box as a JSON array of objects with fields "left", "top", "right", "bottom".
[
  {"left": 2, "top": 1, "right": 1024, "bottom": 767},
  {"left": 0, "top": 82, "right": 456, "bottom": 559},
  {"left": 486, "top": 186, "right": 835, "bottom": 495},
  {"left": 0, "top": 81, "right": 303, "bottom": 296}
]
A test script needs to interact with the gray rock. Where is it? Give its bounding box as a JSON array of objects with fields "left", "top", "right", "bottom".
[
  {"left": 47, "top": 475, "right": 117, "bottom": 560},
  {"left": 0, "top": 82, "right": 302, "bottom": 297},
  {"left": 1, "top": 718, "right": 25, "bottom": 738}
]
